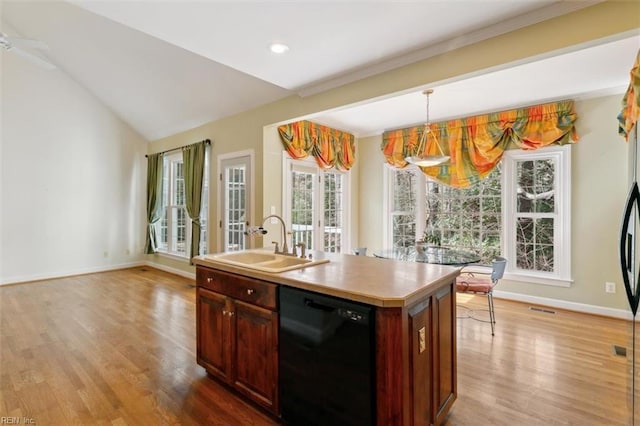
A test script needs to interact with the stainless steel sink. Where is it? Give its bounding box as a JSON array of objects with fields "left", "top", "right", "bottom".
[{"left": 204, "top": 249, "right": 329, "bottom": 273}]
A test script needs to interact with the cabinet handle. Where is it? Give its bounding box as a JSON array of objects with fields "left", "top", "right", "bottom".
[
  {"left": 419, "top": 327, "right": 426, "bottom": 354},
  {"left": 222, "top": 310, "right": 227, "bottom": 316},
  {"left": 246, "top": 289, "right": 255, "bottom": 295},
  {"left": 228, "top": 311, "right": 235, "bottom": 317},
  {"left": 207, "top": 277, "right": 213, "bottom": 283}
]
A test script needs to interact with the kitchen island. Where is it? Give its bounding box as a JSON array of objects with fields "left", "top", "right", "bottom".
[{"left": 193, "top": 250, "right": 459, "bottom": 426}]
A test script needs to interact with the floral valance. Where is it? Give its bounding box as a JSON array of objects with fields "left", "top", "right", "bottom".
[
  {"left": 278, "top": 120, "right": 355, "bottom": 171},
  {"left": 382, "top": 100, "right": 579, "bottom": 188},
  {"left": 618, "top": 49, "right": 640, "bottom": 141}
]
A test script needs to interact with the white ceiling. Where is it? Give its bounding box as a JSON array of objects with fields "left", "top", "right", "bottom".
[{"left": 1, "top": 1, "right": 639, "bottom": 140}]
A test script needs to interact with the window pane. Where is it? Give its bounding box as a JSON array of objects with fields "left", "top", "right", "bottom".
[
  {"left": 158, "top": 207, "right": 168, "bottom": 251},
  {"left": 324, "top": 173, "right": 343, "bottom": 253},
  {"left": 392, "top": 169, "right": 417, "bottom": 247},
  {"left": 225, "top": 165, "right": 246, "bottom": 251},
  {"left": 200, "top": 151, "right": 209, "bottom": 255},
  {"left": 174, "top": 161, "right": 185, "bottom": 206},
  {"left": 394, "top": 170, "right": 416, "bottom": 212},
  {"left": 424, "top": 166, "right": 502, "bottom": 263},
  {"left": 291, "top": 170, "right": 314, "bottom": 249},
  {"left": 517, "top": 159, "right": 555, "bottom": 213},
  {"left": 392, "top": 214, "right": 415, "bottom": 248},
  {"left": 176, "top": 207, "right": 187, "bottom": 255},
  {"left": 516, "top": 217, "right": 554, "bottom": 272}
]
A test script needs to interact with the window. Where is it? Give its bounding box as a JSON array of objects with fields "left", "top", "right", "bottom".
[
  {"left": 157, "top": 151, "right": 209, "bottom": 258},
  {"left": 387, "top": 166, "right": 500, "bottom": 261},
  {"left": 425, "top": 167, "right": 502, "bottom": 262},
  {"left": 503, "top": 145, "right": 571, "bottom": 284},
  {"left": 388, "top": 169, "right": 420, "bottom": 249},
  {"left": 385, "top": 145, "right": 571, "bottom": 286},
  {"left": 284, "top": 156, "right": 350, "bottom": 253}
]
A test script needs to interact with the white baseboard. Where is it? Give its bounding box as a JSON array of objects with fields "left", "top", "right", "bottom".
[
  {"left": 144, "top": 261, "right": 196, "bottom": 280},
  {"left": 493, "top": 290, "right": 633, "bottom": 320},
  {"left": 0, "top": 261, "right": 146, "bottom": 286}
]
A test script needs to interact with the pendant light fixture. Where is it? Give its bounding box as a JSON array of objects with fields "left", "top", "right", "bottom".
[{"left": 404, "top": 89, "right": 450, "bottom": 167}]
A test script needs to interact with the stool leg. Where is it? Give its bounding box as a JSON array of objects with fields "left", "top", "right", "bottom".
[{"left": 488, "top": 292, "right": 495, "bottom": 336}]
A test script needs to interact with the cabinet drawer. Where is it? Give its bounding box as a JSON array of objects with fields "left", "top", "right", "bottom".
[{"left": 197, "top": 267, "right": 277, "bottom": 310}]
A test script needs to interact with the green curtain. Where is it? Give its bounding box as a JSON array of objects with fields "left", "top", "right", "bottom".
[
  {"left": 183, "top": 141, "right": 207, "bottom": 261},
  {"left": 145, "top": 153, "right": 164, "bottom": 254}
]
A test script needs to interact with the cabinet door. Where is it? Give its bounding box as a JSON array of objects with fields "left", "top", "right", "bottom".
[
  {"left": 196, "top": 288, "right": 232, "bottom": 382},
  {"left": 408, "top": 298, "right": 433, "bottom": 425},
  {"left": 233, "top": 299, "right": 279, "bottom": 413},
  {"left": 433, "top": 283, "right": 457, "bottom": 425}
]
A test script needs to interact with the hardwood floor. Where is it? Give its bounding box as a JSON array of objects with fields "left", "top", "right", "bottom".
[
  {"left": 450, "top": 293, "right": 628, "bottom": 425},
  {"left": 0, "top": 267, "right": 630, "bottom": 425}
]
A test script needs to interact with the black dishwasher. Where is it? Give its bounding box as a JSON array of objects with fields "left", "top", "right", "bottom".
[{"left": 279, "top": 286, "right": 375, "bottom": 426}]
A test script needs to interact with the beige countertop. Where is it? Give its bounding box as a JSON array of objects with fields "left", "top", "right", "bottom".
[{"left": 193, "top": 250, "right": 460, "bottom": 308}]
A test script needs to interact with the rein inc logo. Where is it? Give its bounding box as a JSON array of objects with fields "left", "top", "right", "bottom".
[{"left": 0, "top": 418, "right": 35, "bottom": 424}]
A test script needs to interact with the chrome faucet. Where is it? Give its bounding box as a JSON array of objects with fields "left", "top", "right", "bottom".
[{"left": 262, "top": 214, "right": 292, "bottom": 256}]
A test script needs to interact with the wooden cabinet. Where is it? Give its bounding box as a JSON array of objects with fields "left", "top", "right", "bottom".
[
  {"left": 197, "top": 288, "right": 232, "bottom": 380},
  {"left": 196, "top": 267, "right": 279, "bottom": 414},
  {"left": 408, "top": 297, "right": 433, "bottom": 425},
  {"left": 195, "top": 261, "right": 457, "bottom": 425},
  {"left": 432, "top": 284, "right": 456, "bottom": 425},
  {"left": 376, "top": 279, "right": 456, "bottom": 426}
]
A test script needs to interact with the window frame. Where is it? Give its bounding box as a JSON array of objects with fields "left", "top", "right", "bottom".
[
  {"left": 502, "top": 145, "right": 572, "bottom": 287},
  {"left": 382, "top": 163, "right": 425, "bottom": 249},
  {"left": 282, "top": 154, "right": 351, "bottom": 253}
]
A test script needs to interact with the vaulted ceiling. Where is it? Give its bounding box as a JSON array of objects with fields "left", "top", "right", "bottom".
[{"left": 2, "top": 1, "right": 638, "bottom": 140}]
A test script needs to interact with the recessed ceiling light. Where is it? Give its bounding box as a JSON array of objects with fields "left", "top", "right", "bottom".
[{"left": 270, "top": 43, "right": 289, "bottom": 54}]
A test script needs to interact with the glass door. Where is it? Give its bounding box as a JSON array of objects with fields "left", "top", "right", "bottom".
[{"left": 220, "top": 155, "right": 252, "bottom": 252}]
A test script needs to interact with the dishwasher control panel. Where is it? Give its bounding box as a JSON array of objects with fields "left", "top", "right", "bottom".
[{"left": 337, "top": 308, "right": 368, "bottom": 324}]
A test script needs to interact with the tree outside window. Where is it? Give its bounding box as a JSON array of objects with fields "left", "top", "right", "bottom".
[{"left": 387, "top": 145, "right": 570, "bottom": 283}]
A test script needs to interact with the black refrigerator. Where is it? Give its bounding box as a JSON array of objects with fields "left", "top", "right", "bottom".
[
  {"left": 621, "top": 121, "right": 640, "bottom": 425},
  {"left": 619, "top": 49, "right": 640, "bottom": 425}
]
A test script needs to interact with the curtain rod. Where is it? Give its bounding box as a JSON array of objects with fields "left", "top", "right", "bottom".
[{"left": 144, "top": 139, "right": 210, "bottom": 158}]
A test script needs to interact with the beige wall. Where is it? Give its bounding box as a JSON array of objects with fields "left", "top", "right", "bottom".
[
  {"left": 498, "top": 94, "right": 629, "bottom": 310},
  {"left": 146, "top": 0, "right": 640, "bottom": 302}
]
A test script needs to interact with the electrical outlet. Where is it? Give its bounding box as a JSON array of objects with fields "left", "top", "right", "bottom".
[{"left": 605, "top": 282, "right": 616, "bottom": 294}]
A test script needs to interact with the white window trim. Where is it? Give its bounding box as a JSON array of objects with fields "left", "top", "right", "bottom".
[
  {"left": 502, "top": 145, "right": 572, "bottom": 287},
  {"left": 217, "top": 150, "right": 255, "bottom": 252},
  {"left": 382, "top": 164, "right": 391, "bottom": 249},
  {"left": 282, "top": 153, "right": 352, "bottom": 253}
]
